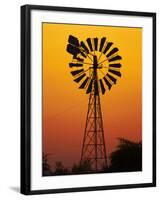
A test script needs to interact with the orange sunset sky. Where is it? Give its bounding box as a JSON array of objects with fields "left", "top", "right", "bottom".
[{"left": 42, "top": 23, "right": 142, "bottom": 170}]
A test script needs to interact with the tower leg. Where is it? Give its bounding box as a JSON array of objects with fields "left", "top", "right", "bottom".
[{"left": 80, "top": 88, "right": 108, "bottom": 171}]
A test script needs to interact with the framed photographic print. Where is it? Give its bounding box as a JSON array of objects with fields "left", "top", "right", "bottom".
[{"left": 21, "top": 4, "right": 156, "bottom": 195}]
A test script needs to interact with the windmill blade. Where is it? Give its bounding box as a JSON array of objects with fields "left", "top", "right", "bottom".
[
  {"left": 109, "top": 63, "right": 121, "bottom": 68},
  {"left": 71, "top": 69, "right": 84, "bottom": 76},
  {"left": 67, "top": 44, "right": 80, "bottom": 56},
  {"left": 94, "top": 80, "right": 99, "bottom": 95},
  {"left": 106, "top": 73, "right": 117, "bottom": 84},
  {"left": 108, "top": 55, "right": 122, "bottom": 62},
  {"left": 74, "top": 73, "right": 86, "bottom": 83},
  {"left": 94, "top": 38, "right": 98, "bottom": 51},
  {"left": 69, "top": 63, "right": 83, "bottom": 68},
  {"left": 106, "top": 47, "right": 119, "bottom": 58},
  {"left": 80, "top": 41, "right": 89, "bottom": 54},
  {"left": 86, "top": 79, "right": 93, "bottom": 93},
  {"left": 68, "top": 35, "right": 79, "bottom": 47},
  {"left": 86, "top": 38, "right": 93, "bottom": 52},
  {"left": 79, "top": 77, "right": 89, "bottom": 89},
  {"left": 103, "top": 77, "right": 112, "bottom": 90},
  {"left": 76, "top": 57, "right": 84, "bottom": 62},
  {"left": 99, "top": 37, "right": 106, "bottom": 52},
  {"left": 108, "top": 69, "right": 121, "bottom": 77},
  {"left": 73, "top": 55, "right": 84, "bottom": 62},
  {"left": 103, "top": 42, "right": 113, "bottom": 54},
  {"left": 99, "top": 79, "right": 106, "bottom": 94}
]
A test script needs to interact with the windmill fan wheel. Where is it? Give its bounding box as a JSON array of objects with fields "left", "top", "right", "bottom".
[{"left": 66, "top": 35, "right": 122, "bottom": 95}]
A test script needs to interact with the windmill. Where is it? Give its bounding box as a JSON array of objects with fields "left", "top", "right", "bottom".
[{"left": 66, "top": 35, "right": 122, "bottom": 172}]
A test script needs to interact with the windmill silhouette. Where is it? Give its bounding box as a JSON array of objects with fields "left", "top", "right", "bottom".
[{"left": 67, "top": 35, "right": 122, "bottom": 171}]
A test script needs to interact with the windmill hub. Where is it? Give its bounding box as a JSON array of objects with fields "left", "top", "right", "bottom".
[
  {"left": 89, "top": 55, "right": 102, "bottom": 70},
  {"left": 93, "top": 55, "right": 98, "bottom": 68}
]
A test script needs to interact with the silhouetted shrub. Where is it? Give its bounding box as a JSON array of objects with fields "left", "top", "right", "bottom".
[{"left": 109, "top": 138, "right": 142, "bottom": 172}]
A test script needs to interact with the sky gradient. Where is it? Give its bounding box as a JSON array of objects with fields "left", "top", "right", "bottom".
[{"left": 42, "top": 23, "right": 142, "bottom": 171}]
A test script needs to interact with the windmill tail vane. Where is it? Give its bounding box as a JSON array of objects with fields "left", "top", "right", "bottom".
[{"left": 66, "top": 35, "right": 122, "bottom": 171}]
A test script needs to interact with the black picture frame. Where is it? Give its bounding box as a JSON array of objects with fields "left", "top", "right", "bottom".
[{"left": 21, "top": 4, "right": 156, "bottom": 195}]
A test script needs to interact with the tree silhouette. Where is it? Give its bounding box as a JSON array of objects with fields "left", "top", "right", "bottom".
[
  {"left": 43, "top": 138, "right": 142, "bottom": 176},
  {"left": 109, "top": 138, "right": 142, "bottom": 172},
  {"left": 54, "top": 161, "right": 69, "bottom": 175},
  {"left": 72, "top": 159, "right": 93, "bottom": 174},
  {"left": 42, "top": 153, "right": 53, "bottom": 176}
]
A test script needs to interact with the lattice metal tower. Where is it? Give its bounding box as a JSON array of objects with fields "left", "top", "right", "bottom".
[{"left": 80, "top": 56, "right": 107, "bottom": 171}]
